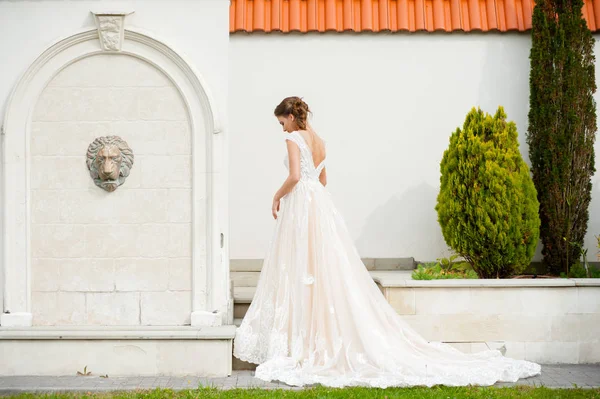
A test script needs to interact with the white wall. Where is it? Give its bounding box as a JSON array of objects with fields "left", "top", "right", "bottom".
[{"left": 229, "top": 33, "right": 600, "bottom": 262}]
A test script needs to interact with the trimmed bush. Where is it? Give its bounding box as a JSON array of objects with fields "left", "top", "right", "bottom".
[{"left": 436, "top": 107, "right": 540, "bottom": 278}]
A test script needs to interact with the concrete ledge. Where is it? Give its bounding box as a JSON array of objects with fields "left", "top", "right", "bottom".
[
  {"left": 0, "top": 327, "right": 236, "bottom": 376},
  {"left": 0, "top": 325, "right": 236, "bottom": 340},
  {"left": 571, "top": 278, "right": 600, "bottom": 287},
  {"left": 0, "top": 313, "right": 33, "bottom": 327},
  {"left": 371, "top": 272, "right": 600, "bottom": 288}
]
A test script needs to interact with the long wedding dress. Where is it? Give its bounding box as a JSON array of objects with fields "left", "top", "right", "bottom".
[{"left": 232, "top": 131, "right": 541, "bottom": 388}]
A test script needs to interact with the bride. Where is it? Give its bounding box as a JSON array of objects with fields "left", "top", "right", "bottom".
[{"left": 232, "top": 96, "right": 541, "bottom": 388}]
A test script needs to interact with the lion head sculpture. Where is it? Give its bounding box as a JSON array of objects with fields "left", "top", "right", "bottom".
[{"left": 86, "top": 136, "right": 134, "bottom": 192}]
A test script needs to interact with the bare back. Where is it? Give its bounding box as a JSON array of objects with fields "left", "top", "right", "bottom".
[{"left": 297, "top": 129, "right": 326, "bottom": 169}]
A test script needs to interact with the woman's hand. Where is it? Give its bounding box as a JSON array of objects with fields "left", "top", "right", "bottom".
[{"left": 272, "top": 197, "right": 280, "bottom": 220}]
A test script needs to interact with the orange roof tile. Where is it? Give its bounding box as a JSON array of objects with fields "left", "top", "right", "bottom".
[{"left": 230, "top": 0, "right": 600, "bottom": 33}]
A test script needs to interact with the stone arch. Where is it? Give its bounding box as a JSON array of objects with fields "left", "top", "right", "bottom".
[{"left": 1, "top": 23, "right": 228, "bottom": 327}]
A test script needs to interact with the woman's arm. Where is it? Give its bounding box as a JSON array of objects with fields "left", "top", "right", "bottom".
[{"left": 272, "top": 140, "right": 301, "bottom": 219}]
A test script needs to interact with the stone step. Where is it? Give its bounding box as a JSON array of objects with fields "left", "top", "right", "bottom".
[
  {"left": 234, "top": 302, "right": 250, "bottom": 319},
  {"left": 232, "top": 355, "right": 256, "bottom": 371},
  {"left": 231, "top": 265, "right": 418, "bottom": 287},
  {"left": 231, "top": 271, "right": 260, "bottom": 287},
  {"left": 232, "top": 270, "right": 413, "bottom": 320},
  {"left": 230, "top": 259, "right": 264, "bottom": 272},
  {"left": 232, "top": 285, "right": 254, "bottom": 319},
  {"left": 365, "top": 257, "right": 417, "bottom": 271},
  {"left": 234, "top": 286, "right": 256, "bottom": 304},
  {"left": 232, "top": 271, "right": 412, "bottom": 303},
  {"left": 231, "top": 318, "right": 256, "bottom": 370},
  {"left": 230, "top": 258, "right": 417, "bottom": 272}
]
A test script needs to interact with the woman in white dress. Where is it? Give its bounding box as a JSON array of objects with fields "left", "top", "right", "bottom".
[{"left": 232, "top": 97, "right": 541, "bottom": 388}]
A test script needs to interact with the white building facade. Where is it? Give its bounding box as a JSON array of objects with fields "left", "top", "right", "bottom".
[{"left": 1, "top": 0, "right": 599, "bottom": 376}]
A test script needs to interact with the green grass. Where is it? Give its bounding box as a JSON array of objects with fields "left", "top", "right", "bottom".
[{"left": 5, "top": 386, "right": 600, "bottom": 399}]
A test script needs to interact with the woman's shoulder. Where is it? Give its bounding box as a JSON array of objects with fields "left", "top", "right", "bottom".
[{"left": 285, "top": 131, "right": 301, "bottom": 142}]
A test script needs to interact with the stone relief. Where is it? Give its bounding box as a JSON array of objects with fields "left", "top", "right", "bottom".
[
  {"left": 86, "top": 136, "right": 134, "bottom": 192},
  {"left": 95, "top": 16, "right": 123, "bottom": 51},
  {"left": 91, "top": 11, "right": 134, "bottom": 51}
]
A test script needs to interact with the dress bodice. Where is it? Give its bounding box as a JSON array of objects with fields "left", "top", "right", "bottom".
[{"left": 283, "top": 131, "right": 326, "bottom": 183}]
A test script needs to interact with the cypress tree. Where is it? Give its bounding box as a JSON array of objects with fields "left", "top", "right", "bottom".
[{"left": 527, "top": 0, "right": 597, "bottom": 275}]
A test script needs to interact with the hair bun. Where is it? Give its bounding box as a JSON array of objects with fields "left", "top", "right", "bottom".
[
  {"left": 293, "top": 98, "right": 309, "bottom": 115},
  {"left": 274, "top": 96, "right": 311, "bottom": 130}
]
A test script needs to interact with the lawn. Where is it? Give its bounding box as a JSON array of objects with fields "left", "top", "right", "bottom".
[{"left": 5, "top": 386, "right": 600, "bottom": 399}]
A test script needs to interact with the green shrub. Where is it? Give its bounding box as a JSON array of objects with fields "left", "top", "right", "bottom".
[
  {"left": 411, "top": 262, "right": 478, "bottom": 280},
  {"left": 561, "top": 261, "right": 600, "bottom": 278},
  {"left": 436, "top": 106, "right": 540, "bottom": 279},
  {"left": 528, "top": 0, "right": 597, "bottom": 275},
  {"left": 565, "top": 238, "right": 598, "bottom": 278}
]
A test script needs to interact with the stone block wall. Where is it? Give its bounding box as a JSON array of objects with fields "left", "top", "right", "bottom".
[
  {"left": 30, "top": 54, "right": 193, "bottom": 326},
  {"left": 379, "top": 281, "right": 600, "bottom": 364}
]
